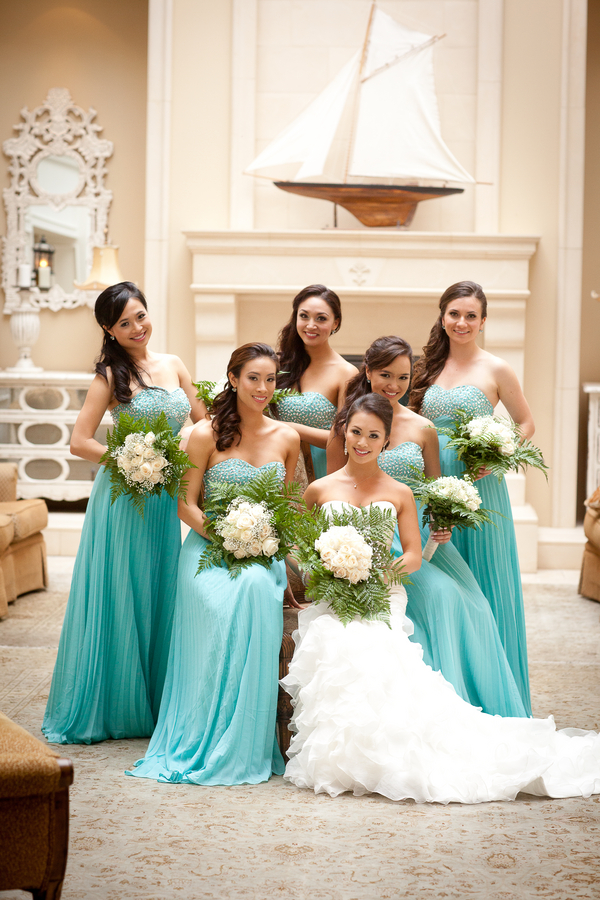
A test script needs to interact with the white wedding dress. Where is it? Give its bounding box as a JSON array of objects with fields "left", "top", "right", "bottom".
[{"left": 282, "top": 501, "right": 600, "bottom": 804}]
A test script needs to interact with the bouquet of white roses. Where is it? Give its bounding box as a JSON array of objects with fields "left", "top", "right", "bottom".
[
  {"left": 440, "top": 410, "right": 548, "bottom": 482},
  {"left": 410, "top": 475, "right": 493, "bottom": 561},
  {"left": 293, "top": 505, "right": 409, "bottom": 627},
  {"left": 197, "top": 466, "right": 304, "bottom": 578},
  {"left": 194, "top": 377, "right": 298, "bottom": 413},
  {"left": 100, "top": 411, "right": 192, "bottom": 517}
]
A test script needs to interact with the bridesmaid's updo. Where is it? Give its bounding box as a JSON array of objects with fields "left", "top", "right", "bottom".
[
  {"left": 212, "top": 342, "right": 279, "bottom": 451},
  {"left": 409, "top": 281, "right": 487, "bottom": 413},
  {"left": 345, "top": 394, "right": 393, "bottom": 444},
  {"left": 95, "top": 281, "right": 153, "bottom": 404},
  {"left": 277, "top": 284, "right": 342, "bottom": 391},
  {"left": 333, "top": 335, "right": 413, "bottom": 436}
]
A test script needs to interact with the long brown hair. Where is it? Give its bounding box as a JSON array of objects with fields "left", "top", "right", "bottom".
[
  {"left": 211, "top": 343, "right": 278, "bottom": 451},
  {"left": 333, "top": 336, "right": 413, "bottom": 436},
  {"left": 95, "top": 282, "right": 154, "bottom": 404},
  {"left": 409, "top": 281, "right": 487, "bottom": 412},
  {"left": 277, "top": 284, "right": 342, "bottom": 391}
]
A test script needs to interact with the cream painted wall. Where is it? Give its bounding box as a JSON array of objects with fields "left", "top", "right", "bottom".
[
  {"left": 253, "top": 0, "right": 478, "bottom": 232},
  {"left": 166, "top": 0, "right": 232, "bottom": 372},
  {"left": 499, "top": 0, "right": 564, "bottom": 526},
  {"left": 579, "top": 0, "right": 600, "bottom": 511},
  {"left": 0, "top": 0, "right": 147, "bottom": 372}
]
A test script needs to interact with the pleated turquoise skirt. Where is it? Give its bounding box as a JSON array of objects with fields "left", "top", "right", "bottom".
[
  {"left": 391, "top": 523, "right": 528, "bottom": 717},
  {"left": 42, "top": 466, "right": 180, "bottom": 744},
  {"left": 127, "top": 530, "right": 286, "bottom": 785},
  {"left": 434, "top": 426, "right": 532, "bottom": 715},
  {"left": 310, "top": 446, "right": 328, "bottom": 480}
]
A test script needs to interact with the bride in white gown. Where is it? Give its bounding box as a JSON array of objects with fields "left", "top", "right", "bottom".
[{"left": 282, "top": 394, "right": 600, "bottom": 804}]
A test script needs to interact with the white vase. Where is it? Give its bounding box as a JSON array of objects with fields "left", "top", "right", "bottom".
[{"left": 7, "top": 301, "right": 43, "bottom": 372}]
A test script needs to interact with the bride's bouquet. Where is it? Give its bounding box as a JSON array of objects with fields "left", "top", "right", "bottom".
[
  {"left": 194, "top": 378, "right": 298, "bottom": 413},
  {"left": 440, "top": 410, "right": 548, "bottom": 482},
  {"left": 293, "top": 505, "right": 409, "bottom": 627},
  {"left": 101, "top": 411, "right": 192, "bottom": 517},
  {"left": 410, "top": 475, "right": 493, "bottom": 561},
  {"left": 196, "top": 466, "right": 304, "bottom": 578}
]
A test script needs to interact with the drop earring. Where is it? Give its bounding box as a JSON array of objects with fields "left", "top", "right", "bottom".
[
  {"left": 232, "top": 387, "right": 237, "bottom": 392},
  {"left": 110, "top": 334, "right": 115, "bottom": 341},
  {"left": 344, "top": 440, "right": 348, "bottom": 456}
]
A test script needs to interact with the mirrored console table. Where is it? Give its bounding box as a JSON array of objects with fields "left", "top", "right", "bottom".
[{"left": 0, "top": 371, "right": 108, "bottom": 500}]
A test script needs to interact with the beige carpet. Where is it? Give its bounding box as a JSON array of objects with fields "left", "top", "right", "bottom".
[{"left": 1, "top": 561, "right": 600, "bottom": 900}]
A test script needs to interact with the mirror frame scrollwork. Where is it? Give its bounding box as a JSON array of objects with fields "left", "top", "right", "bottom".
[{"left": 2, "top": 87, "right": 113, "bottom": 313}]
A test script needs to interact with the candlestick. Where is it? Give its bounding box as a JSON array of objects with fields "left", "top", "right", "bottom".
[{"left": 18, "top": 263, "right": 32, "bottom": 288}]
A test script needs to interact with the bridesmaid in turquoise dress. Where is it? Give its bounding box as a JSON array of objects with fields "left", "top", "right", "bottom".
[
  {"left": 327, "top": 335, "right": 528, "bottom": 717},
  {"left": 43, "top": 283, "right": 206, "bottom": 744},
  {"left": 276, "top": 284, "right": 357, "bottom": 479},
  {"left": 410, "top": 280, "right": 535, "bottom": 714},
  {"left": 128, "top": 343, "right": 300, "bottom": 785}
]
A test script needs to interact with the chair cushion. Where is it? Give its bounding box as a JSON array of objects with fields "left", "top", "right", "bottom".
[
  {"left": 0, "top": 464, "right": 17, "bottom": 503},
  {"left": 0, "top": 500, "right": 48, "bottom": 542},
  {"left": 0, "top": 712, "right": 61, "bottom": 798},
  {"left": 584, "top": 507, "right": 600, "bottom": 550},
  {"left": 0, "top": 515, "right": 14, "bottom": 556}
]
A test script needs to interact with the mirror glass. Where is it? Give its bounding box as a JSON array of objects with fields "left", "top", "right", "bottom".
[
  {"left": 36, "top": 155, "right": 81, "bottom": 195},
  {"left": 24, "top": 205, "right": 91, "bottom": 292}
]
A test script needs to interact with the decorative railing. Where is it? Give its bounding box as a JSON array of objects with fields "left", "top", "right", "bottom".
[{"left": 0, "top": 371, "right": 108, "bottom": 500}]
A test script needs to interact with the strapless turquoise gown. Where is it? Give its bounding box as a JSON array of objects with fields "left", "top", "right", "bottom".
[
  {"left": 277, "top": 392, "right": 337, "bottom": 479},
  {"left": 127, "top": 460, "right": 286, "bottom": 785},
  {"left": 380, "top": 441, "right": 528, "bottom": 717},
  {"left": 421, "top": 384, "right": 531, "bottom": 714},
  {"left": 42, "top": 387, "right": 191, "bottom": 744}
]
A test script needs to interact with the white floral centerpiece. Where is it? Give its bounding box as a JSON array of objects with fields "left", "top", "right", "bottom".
[
  {"left": 293, "top": 505, "right": 409, "bottom": 626},
  {"left": 440, "top": 410, "right": 548, "bottom": 482},
  {"left": 410, "top": 475, "right": 493, "bottom": 561},
  {"left": 101, "top": 411, "right": 192, "bottom": 517},
  {"left": 197, "top": 467, "right": 304, "bottom": 578}
]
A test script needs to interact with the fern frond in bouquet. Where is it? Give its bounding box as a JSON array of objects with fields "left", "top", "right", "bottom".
[
  {"left": 293, "top": 504, "right": 409, "bottom": 627},
  {"left": 439, "top": 409, "right": 548, "bottom": 482},
  {"left": 100, "top": 411, "right": 193, "bottom": 517},
  {"left": 409, "top": 474, "right": 494, "bottom": 561},
  {"left": 196, "top": 466, "right": 305, "bottom": 579},
  {"left": 194, "top": 378, "right": 298, "bottom": 413}
]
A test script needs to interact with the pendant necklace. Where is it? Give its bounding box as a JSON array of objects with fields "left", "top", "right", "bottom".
[{"left": 344, "top": 465, "right": 377, "bottom": 490}]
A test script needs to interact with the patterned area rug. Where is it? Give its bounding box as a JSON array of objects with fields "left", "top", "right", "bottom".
[{"left": 1, "top": 561, "right": 599, "bottom": 900}]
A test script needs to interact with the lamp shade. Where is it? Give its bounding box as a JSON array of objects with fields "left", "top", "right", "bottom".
[{"left": 74, "top": 244, "right": 124, "bottom": 291}]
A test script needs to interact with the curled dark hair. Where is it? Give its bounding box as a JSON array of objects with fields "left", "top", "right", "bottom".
[
  {"left": 409, "top": 281, "right": 487, "bottom": 412},
  {"left": 277, "top": 284, "right": 342, "bottom": 391},
  {"left": 345, "top": 394, "right": 393, "bottom": 443},
  {"left": 333, "top": 335, "right": 413, "bottom": 436},
  {"left": 94, "top": 281, "right": 154, "bottom": 404},
  {"left": 211, "top": 343, "right": 279, "bottom": 451}
]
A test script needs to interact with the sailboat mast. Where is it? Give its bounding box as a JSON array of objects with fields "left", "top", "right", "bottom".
[{"left": 343, "top": 1, "right": 376, "bottom": 184}]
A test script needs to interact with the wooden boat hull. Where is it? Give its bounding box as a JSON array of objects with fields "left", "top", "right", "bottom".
[{"left": 274, "top": 182, "right": 463, "bottom": 227}]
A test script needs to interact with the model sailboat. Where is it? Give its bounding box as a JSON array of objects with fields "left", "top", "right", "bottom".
[{"left": 246, "top": 3, "right": 474, "bottom": 227}]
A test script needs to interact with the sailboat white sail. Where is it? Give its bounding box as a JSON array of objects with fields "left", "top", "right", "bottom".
[{"left": 246, "top": 5, "right": 474, "bottom": 187}]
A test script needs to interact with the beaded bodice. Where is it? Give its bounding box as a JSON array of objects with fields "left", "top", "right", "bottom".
[
  {"left": 203, "top": 459, "right": 285, "bottom": 497},
  {"left": 378, "top": 442, "right": 424, "bottom": 486},
  {"left": 110, "top": 387, "right": 191, "bottom": 434},
  {"left": 277, "top": 392, "right": 337, "bottom": 430},
  {"left": 421, "top": 385, "right": 494, "bottom": 423}
]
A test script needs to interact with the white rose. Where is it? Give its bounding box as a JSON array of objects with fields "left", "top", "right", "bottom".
[
  {"left": 149, "top": 472, "right": 162, "bottom": 484},
  {"left": 237, "top": 513, "right": 254, "bottom": 529},
  {"left": 143, "top": 447, "right": 156, "bottom": 459},
  {"left": 223, "top": 539, "right": 236, "bottom": 551},
  {"left": 118, "top": 456, "right": 133, "bottom": 472},
  {"left": 334, "top": 566, "right": 349, "bottom": 580},
  {"left": 152, "top": 456, "right": 167, "bottom": 471},
  {"left": 240, "top": 529, "right": 253, "bottom": 543},
  {"left": 144, "top": 432, "right": 155, "bottom": 446},
  {"left": 132, "top": 442, "right": 145, "bottom": 456},
  {"left": 249, "top": 541, "right": 262, "bottom": 556},
  {"left": 139, "top": 462, "right": 153, "bottom": 478},
  {"left": 132, "top": 454, "right": 144, "bottom": 468},
  {"left": 262, "top": 537, "right": 279, "bottom": 556},
  {"left": 233, "top": 548, "right": 248, "bottom": 559}
]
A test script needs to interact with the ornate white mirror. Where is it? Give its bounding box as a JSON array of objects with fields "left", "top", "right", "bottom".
[{"left": 1, "top": 87, "right": 113, "bottom": 313}]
